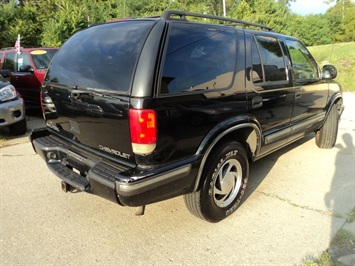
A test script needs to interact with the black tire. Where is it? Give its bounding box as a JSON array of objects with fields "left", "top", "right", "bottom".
[
  {"left": 9, "top": 118, "right": 27, "bottom": 135},
  {"left": 316, "top": 104, "right": 339, "bottom": 149},
  {"left": 184, "top": 141, "right": 249, "bottom": 222}
]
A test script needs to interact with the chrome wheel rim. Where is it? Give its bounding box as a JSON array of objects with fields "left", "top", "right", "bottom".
[{"left": 213, "top": 158, "right": 243, "bottom": 208}]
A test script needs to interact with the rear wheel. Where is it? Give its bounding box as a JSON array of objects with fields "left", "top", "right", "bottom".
[
  {"left": 316, "top": 104, "right": 339, "bottom": 149},
  {"left": 184, "top": 141, "right": 249, "bottom": 222}
]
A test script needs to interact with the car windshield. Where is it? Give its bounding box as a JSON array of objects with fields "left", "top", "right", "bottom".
[
  {"left": 30, "top": 49, "right": 58, "bottom": 69},
  {"left": 44, "top": 20, "right": 155, "bottom": 94}
]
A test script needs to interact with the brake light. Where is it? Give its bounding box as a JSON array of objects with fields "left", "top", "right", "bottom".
[{"left": 129, "top": 109, "right": 157, "bottom": 155}]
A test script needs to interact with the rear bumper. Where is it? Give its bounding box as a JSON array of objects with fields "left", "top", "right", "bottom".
[{"left": 30, "top": 128, "right": 197, "bottom": 206}]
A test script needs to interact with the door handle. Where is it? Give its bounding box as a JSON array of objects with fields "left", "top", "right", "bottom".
[
  {"left": 252, "top": 96, "right": 263, "bottom": 109},
  {"left": 295, "top": 88, "right": 302, "bottom": 99}
]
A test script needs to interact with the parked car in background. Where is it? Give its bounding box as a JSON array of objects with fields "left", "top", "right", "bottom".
[
  {"left": 0, "top": 70, "right": 27, "bottom": 135},
  {"left": 0, "top": 47, "right": 58, "bottom": 109}
]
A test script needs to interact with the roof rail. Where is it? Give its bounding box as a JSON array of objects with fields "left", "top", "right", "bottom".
[{"left": 160, "top": 10, "right": 273, "bottom": 32}]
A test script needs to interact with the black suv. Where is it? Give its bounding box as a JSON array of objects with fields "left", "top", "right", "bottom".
[{"left": 30, "top": 10, "right": 343, "bottom": 222}]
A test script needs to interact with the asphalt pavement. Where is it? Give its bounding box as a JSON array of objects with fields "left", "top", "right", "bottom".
[{"left": 1, "top": 93, "right": 354, "bottom": 265}]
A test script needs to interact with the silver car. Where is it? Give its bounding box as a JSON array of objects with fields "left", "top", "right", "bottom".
[{"left": 0, "top": 71, "right": 27, "bottom": 135}]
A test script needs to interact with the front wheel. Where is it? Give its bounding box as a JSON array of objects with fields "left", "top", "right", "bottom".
[{"left": 184, "top": 141, "right": 249, "bottom": 222}]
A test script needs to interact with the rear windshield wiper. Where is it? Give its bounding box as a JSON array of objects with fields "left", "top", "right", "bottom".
[{"left": 70, "top": 87, "right": 126, "bottom": 101}]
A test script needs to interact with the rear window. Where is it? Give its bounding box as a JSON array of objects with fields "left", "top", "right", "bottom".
[{"left": 44, "top": 21, "right": 155, "bottom": 94}]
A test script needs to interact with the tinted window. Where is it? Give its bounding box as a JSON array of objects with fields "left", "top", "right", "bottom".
[
  {"left": 161, "top": 23, "right": 236, "bottom": 94},
  {"left": 251, "top": 39, "right": 263, "bottom": 83},
  {"left": 253, "top": 35, "right": 287, "bottom": 83},
  {"left": 17, "top": 52, "right": 31, "bottom": 71},
  {"left": 30, "top": 49, "right": 57, "bottom": 69},
  {"left": 285, "top": 39, "right": 319, "bottom": 82},
  {"left": 45, "top": 21, "right": 155, "bottom": 93},
  {"left": 3, "top": 52, "right": 15, "bottom": 71}
]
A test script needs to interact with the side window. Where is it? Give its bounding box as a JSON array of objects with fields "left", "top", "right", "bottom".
[
  {"left": 17, "top": 52, "right": 31, "bottom": 71},
  {"left": 285, "top": 39, "right": 319, "bottom": 81},
  {"left": 3, "top": 52, "right": 15, "bottom": 71},
  {"left": 252, "top": 35, "right": 287, "bottom": 84},
  {"left": 251, "top": 39, "right": 263, "bottom": 83},
  {"left": 161, "top": 23, "right": 236, "bottom": 94}
]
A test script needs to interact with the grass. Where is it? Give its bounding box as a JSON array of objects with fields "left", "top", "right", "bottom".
[
  {"left": 300, "top": 209, "right": 355, "bottom": 266},
  {"left": 301, "top": 230, "right": 355, "bottom": 266},
  {"left": 308, "top": 42, "right": 355, "bottom": 92},
  {"left": 346, "top": 208, "right": 355, "bottom": 223},
  {"left": 301, "top": 252, "right": 335, "bottom": 266}
]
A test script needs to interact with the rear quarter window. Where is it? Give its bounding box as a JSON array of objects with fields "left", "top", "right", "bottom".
[
  {"left": 161, "top": 23, "right": 237, "bottom": 94},
  {"left": 252, "top": 35, "right": 287, "bottom": 84},
  {"left": 44, "top": 21, "right": 155, "bottom": 94}
]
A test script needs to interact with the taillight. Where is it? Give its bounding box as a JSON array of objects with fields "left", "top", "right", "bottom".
[{"left": 129, "top": 109, "right": 157, "bottom": 155}]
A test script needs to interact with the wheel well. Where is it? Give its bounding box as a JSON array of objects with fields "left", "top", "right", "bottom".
[
  {"left": 335, "top": 97, "right": 343, "bottom": 115},
  {"left": 218, "top": 127, "right": 259, "bottom": 162},
  {"left": 320, "top": 95, "right": 344, "bottom": 131},
  {"left": 193, "top": 125, "right": 260, "bottom": 192}
]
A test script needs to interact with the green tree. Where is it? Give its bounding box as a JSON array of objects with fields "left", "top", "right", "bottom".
[
  {"left": 40, "top": 0, "right": 87, "bottom": 46},
  {"left": 340, "top": 1, "right": 355, "bottom": 41},
  {"left": 293, "top": 14, "right": 333, "bottom": 45},
  {"left": 229, "top": 0, "right": 292, "bottom": 33},
  {"left": 11, "top": 1, "right": 41, "bottom": 46},
  {"left": 2, "top": 0, "right": 351, "bottom": 48},
  {"left": 327, "top": 0, "right": 355, "bottom": 42},
  {"left": 0, "top": 0, "right": 17, "bottom": 47}
]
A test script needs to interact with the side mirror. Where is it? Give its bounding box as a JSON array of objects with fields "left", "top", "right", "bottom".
[
  {"left": 19, "top": 64, "right": 33, "bottom": 72},
  {"left": 0, "top": 70, "right": 11, "bottom": 78},
  {"left": 322, "top": 65, "right": 337, "bottom": 79}
]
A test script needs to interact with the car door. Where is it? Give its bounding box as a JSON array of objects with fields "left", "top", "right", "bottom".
[
  {"left": 285, "top": 39, "right": 328, "bottom": 137},
  {"left": 3, "top": 51, "right": 39, "bottom": 106},
  {"left": 13, "top": 51, "right": 40, "bottom": 107},
  {"left": 245, "top": 33, "right": 295, "bottom": 155}
]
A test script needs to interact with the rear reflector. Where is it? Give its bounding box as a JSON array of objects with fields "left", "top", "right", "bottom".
[{"left": 129, "top": 109, "right": 157, "bottom": 155}]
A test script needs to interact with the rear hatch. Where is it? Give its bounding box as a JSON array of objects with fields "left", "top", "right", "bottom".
[{"left": 42, "top": 20, "right": 157, "bottom": 163}]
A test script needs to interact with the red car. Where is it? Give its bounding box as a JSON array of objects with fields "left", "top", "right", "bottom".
[{"left": 0, "top": 47, "right": 58, "bottom": 109}]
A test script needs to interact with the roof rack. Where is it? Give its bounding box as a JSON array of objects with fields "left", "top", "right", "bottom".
[{"left": 160, "top": 10, "right": 273, "bottom": 32}]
